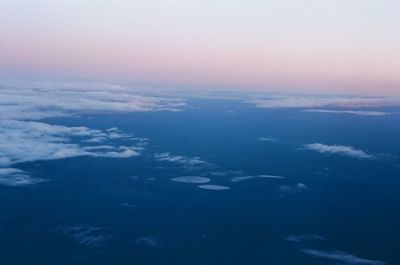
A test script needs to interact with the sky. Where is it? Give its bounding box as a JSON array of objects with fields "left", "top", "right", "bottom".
[{"left": 0, "top": 0, "right": 399, "bottom": 96}]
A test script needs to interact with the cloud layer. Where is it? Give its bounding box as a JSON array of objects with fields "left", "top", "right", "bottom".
[
  {"left": 252, "top": 96, "right": 399, "bottom": 109},
  {"left": 303, "top": 143, "right": 374, "bottom": 159},
  {"left": 0, "top": 80, "right": 185, "bottom": 120}
]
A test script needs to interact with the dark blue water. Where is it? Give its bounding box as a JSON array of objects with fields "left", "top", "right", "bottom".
[{"left": 1, "top": 99, "right": 399, "bottom": 265}]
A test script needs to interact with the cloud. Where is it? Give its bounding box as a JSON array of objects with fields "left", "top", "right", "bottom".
[
  {"left": 171, "top": 176, "right": 210, "bottom": 184},
  {"left": 56, "top": 225, "right": 111, "bottom": 247},
  {"left": 285, "top": 234, "right": 326, "bottom": 242},
  {"left": 278, "top": 182, "right": 308, "bottom": 194},
  {"left": 257, "top": 137, "right": 279, "bottom": 142},
  {"left": 0, "top": 80, "right": 185, "bottom": 186},
  {"left": 198, "top": 184, "right": 230, "bottom": 190},
  {"left": 0, "top": 80, "right": 185, "bottom": 120},
  {"left": 0, "top": 168, "right": 47, "bottom": 187},
  {"left": 302, "top": 249, "right": 387, "bottom": 265},
  {"left": 231, "top": 174, "right": 284, "bottom": 183},
  {"left": 208, "top": 170, "right": 243, "bottom": 176},
  {"left": 303, "top": 143, "right": 374, "bottom": 159},
  {"left": 135, "top": 236, "right": 160, "bottom": 247},
  {"left": 251, "top": 96, "right": 399, "bottom": 109},
  {"left": 0, "top": 120, "right": 143, "bottom": 167},
  {"left": 304, "top": 110, "right": 391, "bottom": 116},
  {"left": 154, "top": 152, "right": 209, "bottom": 169}
]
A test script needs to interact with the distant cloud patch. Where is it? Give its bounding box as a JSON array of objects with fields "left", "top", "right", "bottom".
[
  {"left": 302, "top": 249, "right": 387, "bottom": 265},
  {"left": 285, "top": 234, "right": 326, "bottom": 242},
  {"left": 304, "top": 109, "right": 391, "bottom": 116},
  {"left": 257, "top": 137, "right": 279, "bottom": 142},
  {"left": 135, "top": 236, "right": 159, "bottom": 247},
  {"left": 171, "top": 176, "right": 210, "bottom": 184},
  {"left": 208, "top": 170, "right": 243, "bottom": 176},
  {"left": 155, "top": 152, "right": 209, "bottom": 169},
  {"left": 198, "top": 184, "right": 230, "bottom": 190},
  {"left": 278, "top": 183, "right": 308, "bottom": 194},
  {"left": 231, "top": 174, "right": 284, "bottom": 183},
  {"left": 0, "top": 168, "right": 47, "bottom": 187},
  {"left": 303, "top": 143, "right": 374, "bottom": 159},
  {"left": 252, "top": 96, "right": 399, "bottom": 109},
  {"left": 56, "top": 225, "right": 111, "bottom": 247}
]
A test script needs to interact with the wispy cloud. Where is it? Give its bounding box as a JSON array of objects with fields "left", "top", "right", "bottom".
[
  {"left": 304, "top": 109, "right": 391, "bottom": 116},
  {"left": 0, "top": 168, "right": 47, "bottom": 187},
  {"left": 278, "top": 182, "right": 308, "bottom": 194},
  {"left": 135, "top": 236, "right": 160, "bottom": 247},
  {"left": 257, "top": 137, "right": 279, "bottom": 142},
  {"left": 285, "top": 234, "right": 326, "bottom": 242},
  {"left": 303, "top": 143, "right": 374, "bottom": 159},
  {"left": 208, "top": 170, "right": 243, "bottom": 176},
  {"left": 56, "top": 225, "right": 111, "bottom": 247},
  {"left": 154, "top": 152, "right": 209, "bottom": 169},
  {"left": 302, "top": 249, "right": 386, "bottom": 265},
  {"left": 231, "top": 174, "right": 284, "bottom": 183},
  {"left": 252, "top": 96, "right": 399, "bottom": 109}
]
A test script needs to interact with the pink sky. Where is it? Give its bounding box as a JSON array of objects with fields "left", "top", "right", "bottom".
[{"left": 1, "top": 0, "right": 399, "bottom": 96}]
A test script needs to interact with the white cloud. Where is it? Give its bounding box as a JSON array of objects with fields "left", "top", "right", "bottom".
[
  {"left": 154, "top": 152, "right": 209, "bottom": 169},
  {"left": 252, "top": 96, "right": 399, "bottom": 109},
  {"left": 0, "top": 168, "right": 47, "bottom": 187},
  {"left": 198, "top": 184, "right": 230, "bottom": 190},
  {"left": 0, "top": 80, "right": 181, "bottom": 186},
  {"left": 171, "top": 176, "right": 210, "bottom": 184},
  {"left": 303, "top": 143, "right": 374, "bottom": 159},
  {"left": 302, "top": 249, "right": 386, "bottom": 265},
  {"left": 231, "top": 174, "right": 284, "bottom": 183},
  {"left": 304, "top": 109, "right": 391, "bottom": 116},
  {"left": 0, "top": 80, "right": 185, "bottom": 120},
  {"left": 0, "top": 120, "right": 143, "bottom": 167}
]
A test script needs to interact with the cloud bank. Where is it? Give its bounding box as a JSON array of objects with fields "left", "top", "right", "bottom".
[
  {"left": 252, "top": 96, "right": 399, "bottom": 109},
  {"left": 0, "top": 120, "right": 143, "bottom": 167},
  {"left": 0, "top": 80, "right": 185, "bottom": 120},
  {"left": 303, "top": 143, "right": 374, "bottom": 159}
]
